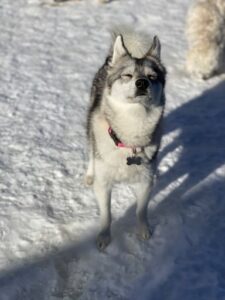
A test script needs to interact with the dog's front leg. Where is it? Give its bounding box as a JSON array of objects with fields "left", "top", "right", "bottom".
[
  {"left": 93, "top": 170, "right": 112, "bottom": 251},
  {"left": 135, "top": 178, "right": 153, "bottom": 240},
  {"left": 85, "top": 141, "right": 95, "bottom": 186}
]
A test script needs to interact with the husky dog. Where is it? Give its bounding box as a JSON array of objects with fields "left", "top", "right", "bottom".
[
  {"left": 86, "top": 30, "right": 166, "bottom": 250},
  {"left": 186, "top": 0, "right": 225, "bottom": 79}
]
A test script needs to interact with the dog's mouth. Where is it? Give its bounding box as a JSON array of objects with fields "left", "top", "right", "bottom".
[
  {"left": 136, "top": 93, "right": 147, "bottom": 97},
  {"left": 134, "top": 92, "right": 153, "bottom": 107},
  {"left": 135, "top": 88, "right": 149, "bottom": 97},
  {"left": 127, "top": 92, "right": 150, "bottom": 104},
  {"left": 135, "top": 90, "right": 150, "bottom": 99},
  {"left": 135, "top": 91, "right": 148, "bottom": 97}
]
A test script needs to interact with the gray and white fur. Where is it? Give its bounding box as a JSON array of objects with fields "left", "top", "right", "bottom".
[{"left": 85, "top": 29, "right": 166, "bottom": 250}]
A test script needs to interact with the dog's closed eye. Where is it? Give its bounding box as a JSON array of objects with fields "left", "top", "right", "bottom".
[
  {"left": 121, "top": 74, "right": 133, "bottom": 79},
  {"left": 147, "top": 74, "right": 157, "bottom": 81}
]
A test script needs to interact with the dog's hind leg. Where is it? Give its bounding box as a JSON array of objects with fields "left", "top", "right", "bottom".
[
  {"left": 94, "top": 163, "right": 112, "bottom": 250},
  {"left": 135, "top": 178, "right": 154, "bottom": 240}
]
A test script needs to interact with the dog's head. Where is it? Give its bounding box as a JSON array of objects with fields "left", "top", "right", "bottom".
[{"left": 106, "top": 34, "right": 166, "bottom": 108}]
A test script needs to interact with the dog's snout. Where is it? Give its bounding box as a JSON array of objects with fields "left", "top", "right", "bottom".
[{"left": 135, "top": 78, "right": 149, "bottom": 90}]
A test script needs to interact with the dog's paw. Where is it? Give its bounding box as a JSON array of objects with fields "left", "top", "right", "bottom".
[
  {"left": 96, "top": 232, "right": 111, "bottom": 251},
  {"left": 137, "top": 224, "right": 152, "bottom": 241},
  {"left": 84, "top": 175, "right": 94, "bottom": 186}
]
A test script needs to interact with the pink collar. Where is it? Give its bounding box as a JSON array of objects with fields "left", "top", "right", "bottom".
[
  {"left": 108, "top": 127, "right": 128, "bottom": 148},
  {"left": 108, "top": 126, "right": 147, "bottom": 166},
  {"left": 108, "top": 127, "right": 143, "bottom": 155}
]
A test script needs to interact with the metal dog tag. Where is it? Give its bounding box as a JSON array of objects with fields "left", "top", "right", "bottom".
[{"left": 127, "top": 156, "right": 142, "bottom": 165}]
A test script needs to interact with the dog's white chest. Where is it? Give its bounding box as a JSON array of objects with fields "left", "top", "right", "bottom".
[{"left": 92, "top": 114, "right": 152, "bottom": 182}]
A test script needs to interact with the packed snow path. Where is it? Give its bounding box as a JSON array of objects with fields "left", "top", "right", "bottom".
[{"left": 0, "top": 0, "right": 225, "bottom": 299}]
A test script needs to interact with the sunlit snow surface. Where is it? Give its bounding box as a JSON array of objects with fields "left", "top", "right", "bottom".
[{"left": 0, "top": 0, "right": 225, "bottom": 299}]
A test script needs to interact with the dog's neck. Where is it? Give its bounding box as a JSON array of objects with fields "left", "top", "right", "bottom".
[{"left": 102, "top": 95, "right": 163, "bottom": 147}]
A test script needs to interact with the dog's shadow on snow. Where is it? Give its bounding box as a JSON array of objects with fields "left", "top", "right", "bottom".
[{"left": 150, "top": 80, "right": 225, "bottom": 218}]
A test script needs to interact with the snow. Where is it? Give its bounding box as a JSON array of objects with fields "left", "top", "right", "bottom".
[{"left": 0, "top": 0, "right": 225, "bottom": 299}]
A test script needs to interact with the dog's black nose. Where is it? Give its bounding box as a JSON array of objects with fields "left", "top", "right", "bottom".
[{"left": 135, "top": 78, "right": 149, "bottom": 90}]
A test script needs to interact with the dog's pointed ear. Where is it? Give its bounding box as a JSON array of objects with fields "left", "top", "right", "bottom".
[
  {"left": 146, "top": 36, "right": 161, "bottom": 60},
  {"left": 111, "top": 35, "right": 129, "bottom": 65}
]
